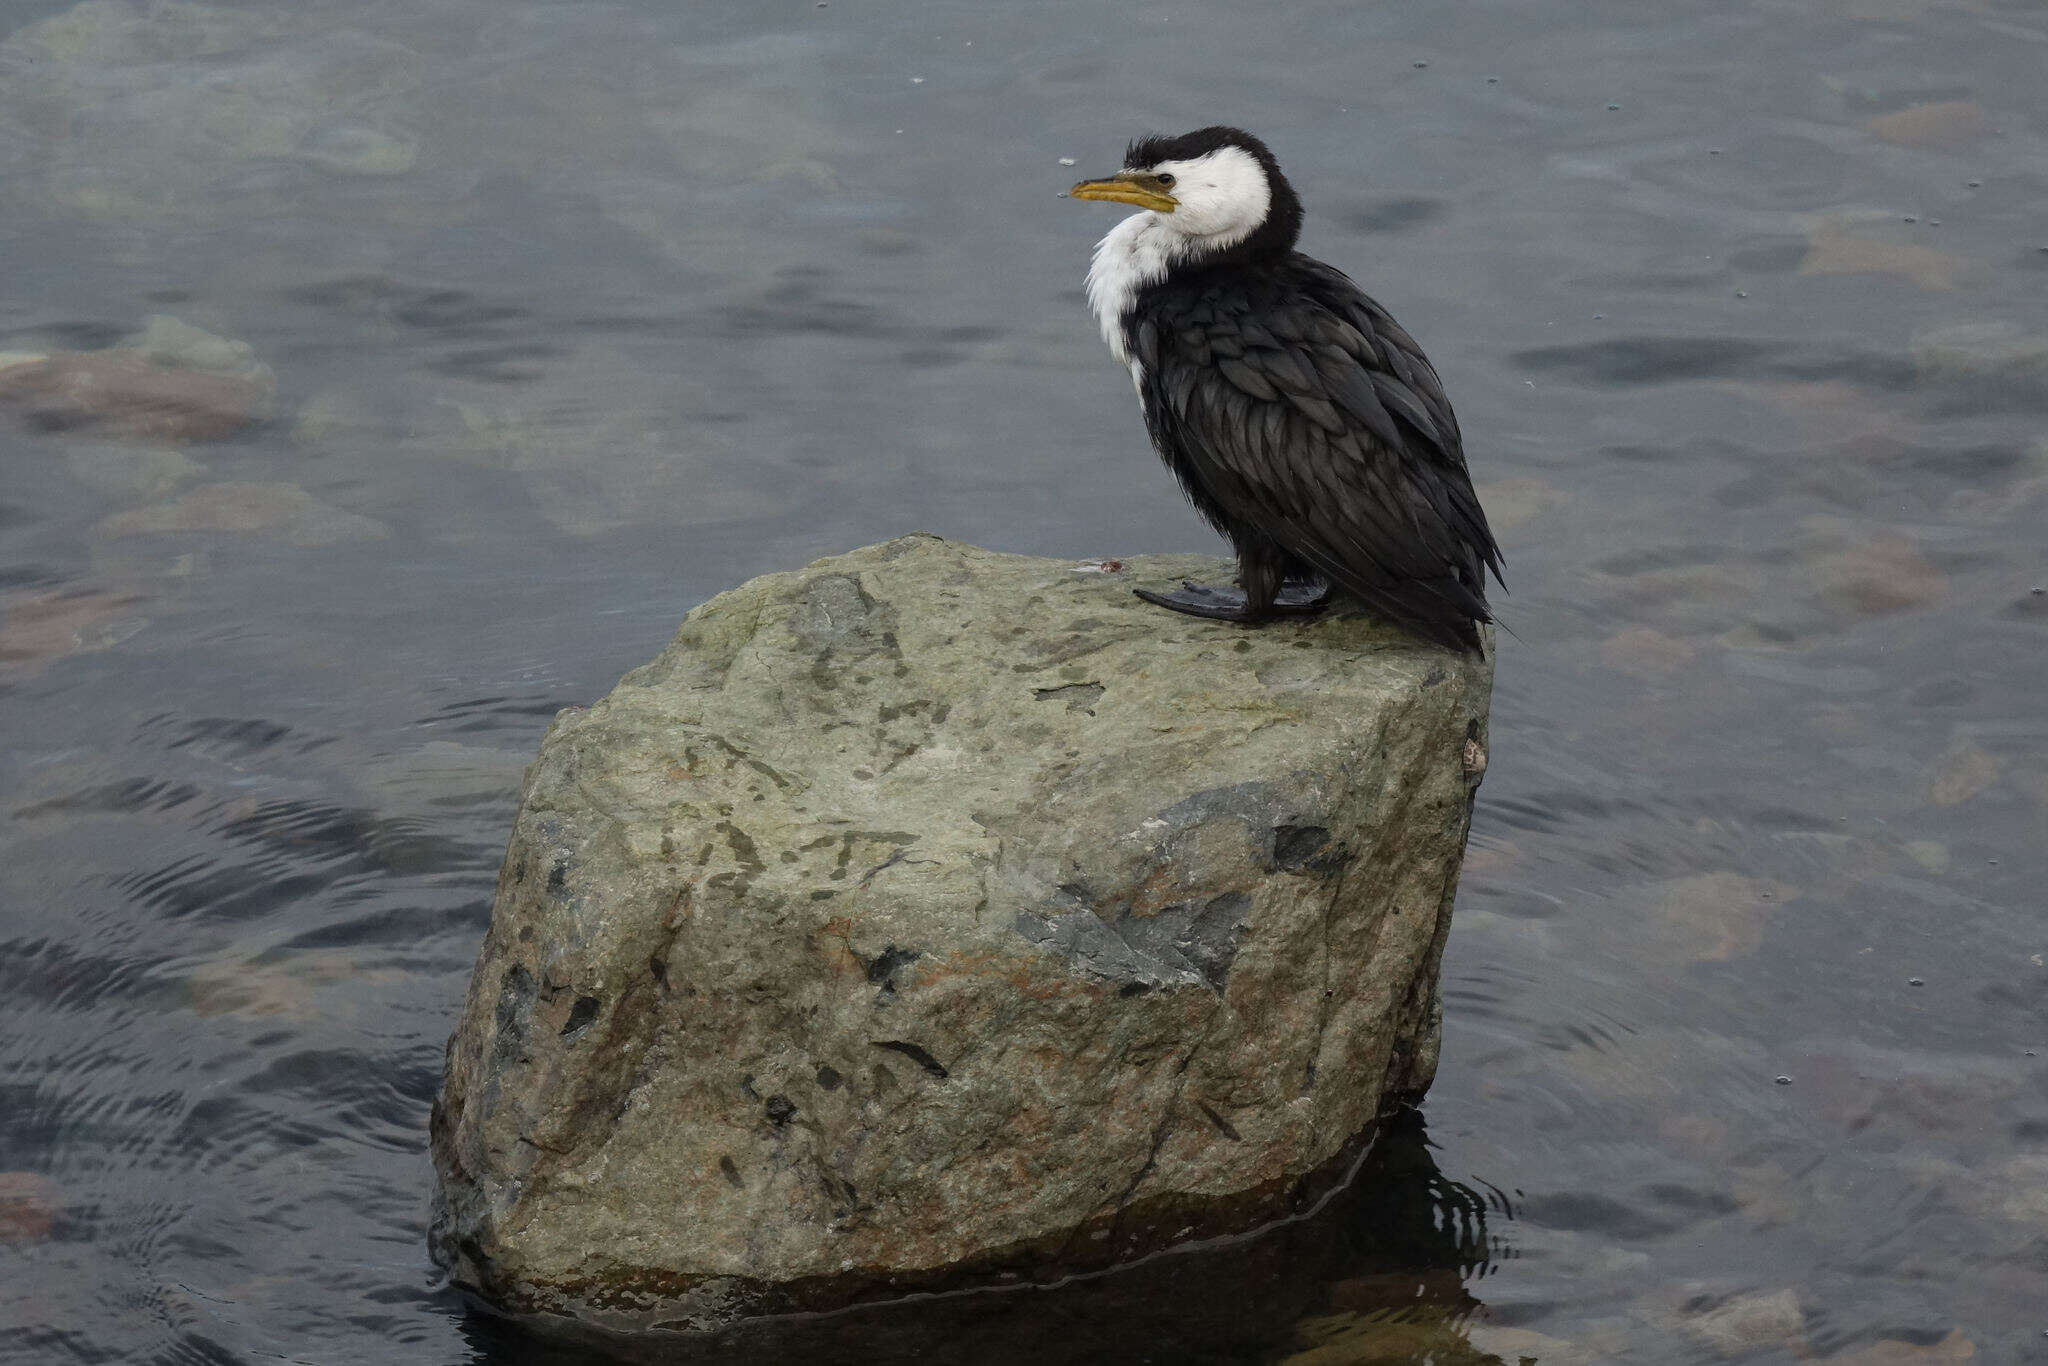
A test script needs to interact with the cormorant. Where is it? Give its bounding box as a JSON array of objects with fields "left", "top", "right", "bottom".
[{"left": 1070, "top": 126, "right": 1502, "bottom": 653}]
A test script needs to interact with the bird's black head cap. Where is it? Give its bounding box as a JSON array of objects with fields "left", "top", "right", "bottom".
[{"left": 1124, "top": 125, "right": 1304, "bottom": 265}]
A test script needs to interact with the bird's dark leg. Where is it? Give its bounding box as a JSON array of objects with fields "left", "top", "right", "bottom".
[{"left": 1133, "top": 545, "right": 1330, "bottom": 624}]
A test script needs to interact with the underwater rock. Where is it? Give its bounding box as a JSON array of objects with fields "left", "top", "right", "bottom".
[
  {"left": 1799, "top": 221, "right": 1962, "bottom": 290},
  {"left": 1928, "top": 743, "right": 1999, "bottom": 809},
  {"left": 1805, "top": 527, "right": 1949, "bottom": 618},
  {"left": 1600, "top": 625, "right": 1698, "bottom": 679},
  {"left": 8, "top": 0, "right": 289, "bottom": 66},
  {"left": 430, "top": 534, "right": 1492, "bottom": 1336},
  {"left": 0, "top": 586, "right": 147, "bottom": 678},
  {"left": 296, "top": 123, "right": 419, "bottom": 175},
  {"left": 0, "top": 316, "right": 273, "bottom": 443},
  {"left": 1669, "top": 1287, "right": 1810, "bottom": 1358},
  {"left": 1473, "top": 476, "right": 1568, "bottom": 533},
  {"left": 0, "top": 353, "right": 261, "bottom": 442},
  {"left": 0, "top": 1172, "right": 59, "bottom": 1242},
  {"left": 1915, "top": 321, "right": 2048, "bottom": 409},
  {"left": 0, "top": 6, "right": 425, "bottom": 218},
  {"left": 64, "top": 442, "right": 206, "bottom": 501},
  {"left": 96, "top": 481, "right": 386, "bottom": 546},
  {"left": 1866, "top": 100, "right": 1984, "bottom": 149}
]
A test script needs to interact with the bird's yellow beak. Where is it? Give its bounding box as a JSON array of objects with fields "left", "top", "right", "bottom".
[{"left": 1069, "top": 171, "right": 1178, "bottom": 212}]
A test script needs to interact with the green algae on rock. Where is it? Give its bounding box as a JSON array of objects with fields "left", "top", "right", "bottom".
[{"left": 429, "top": 534, "right": 1493, "bottom": 1335}]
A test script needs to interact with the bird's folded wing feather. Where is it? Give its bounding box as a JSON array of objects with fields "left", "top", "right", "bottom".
[{"left": 1287, "top": 260, "right": 1503, "bottom": 588}]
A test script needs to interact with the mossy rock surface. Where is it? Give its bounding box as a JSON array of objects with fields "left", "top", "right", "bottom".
[{"left": 430, "top": 534, "right": 1492, "bottom": 1334}]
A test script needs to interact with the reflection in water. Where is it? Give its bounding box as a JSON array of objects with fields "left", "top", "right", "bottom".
[{"left": 453, "top": 1106, "right": 1504, "bottom": 1366}]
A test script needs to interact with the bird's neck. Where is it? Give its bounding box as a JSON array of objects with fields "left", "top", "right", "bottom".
[
  {"left": 1085, "top": 214, "right": 1178, "bottom": 364},
  {"left": 1085, "top": 206, "right": 1301, "bottom": 365}
]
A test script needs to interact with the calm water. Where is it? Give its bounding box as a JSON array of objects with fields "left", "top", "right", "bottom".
[{"left": 3, "top": 0, "right": 2045, "bottom": 1361}]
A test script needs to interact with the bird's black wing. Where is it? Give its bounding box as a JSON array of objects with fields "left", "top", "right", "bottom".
[
  {"left": 1133, "top": 263, "right": 1502, "bottom": 650},
  {"left": 1285, "top": 256, "right": 1502, "bottom": 589}
]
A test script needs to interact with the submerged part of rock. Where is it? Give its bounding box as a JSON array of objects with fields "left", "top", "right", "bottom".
[{"left": 429, "top": 533, "right": 1493, "bottom": 1336}]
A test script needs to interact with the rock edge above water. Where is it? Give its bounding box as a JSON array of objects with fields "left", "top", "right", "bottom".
[{"left": 430, "top": 534, "right": 1493, "bottom": 1335}]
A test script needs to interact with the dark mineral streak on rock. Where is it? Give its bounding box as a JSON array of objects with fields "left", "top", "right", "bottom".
[
  {"left": 863, "top": 944, "right": 920, "bottom": 984},
  {"left": 872, "top": 1040, "right": 949, "bottom": 1080},
  {"left": 1032, "top": 681, "right": 1105, "bottom": 713},
  {"left": 1271, "top": 824, "right": 1331, "bottom": 871},
  {"left": 1196, "top": 1100, "right": 1244, "bottom": 1142},
  {"left": 559, "top": 994, "right": 601, "bottom": 1039},
  {"left": 487, "top": 963, "right": 535, "bottom": 1075},
  {"left": 428, "top": 534, "right": 1492, "bottom": 1339}
]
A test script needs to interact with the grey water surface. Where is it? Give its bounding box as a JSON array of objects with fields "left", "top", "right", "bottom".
[{"left": 2, "top": 0, "right": 2045, "bottom": 1362}]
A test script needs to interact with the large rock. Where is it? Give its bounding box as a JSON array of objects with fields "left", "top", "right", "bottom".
[{"left": 430, "top": 534, "right": 1492, "bottom": 1339}]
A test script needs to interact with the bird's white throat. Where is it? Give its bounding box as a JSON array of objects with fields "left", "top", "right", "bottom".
[{"left": 1085, "top": 214, "right": 1176, "bottom": 367}]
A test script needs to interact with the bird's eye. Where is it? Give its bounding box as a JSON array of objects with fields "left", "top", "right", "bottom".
[{"left": 1156, "top": 173, "right": 1176, "bottom": 187}]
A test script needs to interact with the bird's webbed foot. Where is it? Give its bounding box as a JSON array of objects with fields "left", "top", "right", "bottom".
[{"left": 1132, "top": 579, "right": 1331, "bottom": 623}]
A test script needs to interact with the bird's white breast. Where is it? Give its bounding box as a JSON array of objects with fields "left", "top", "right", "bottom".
[{"left": 1085, "top": 212, "right": 1176, "bottom": 367}]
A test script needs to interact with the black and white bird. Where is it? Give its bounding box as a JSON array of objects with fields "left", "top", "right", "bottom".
[{"left": 1070, "top": 126, "right": 1502, "bottom": 653}]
